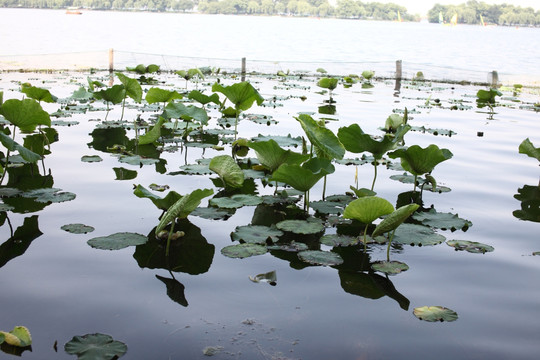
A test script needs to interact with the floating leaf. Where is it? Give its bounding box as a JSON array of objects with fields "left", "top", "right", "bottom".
[
  {"left": 251, "top": 134, "right": 302, "bottom": 147},
  {"left": 249, "top": 270, "right": 277, "bottom": 285},
  {"left": 87, "top": 232, "right": 147, "bottom": 250},
  {"left": 81, "top": 155, "right": 103, "bottom": 163},
  {"left": 61, "top": 223, "right": 95, "bottom": 234},
  {"left": 22, "top": 188, "right": 76, "bottom": 204},
  {"left": 392, "top": 223, "right": 446, "bottom": 246},
  {"left": 343, "top": 196, "right": 394, "bottom": 224},
  {"left": 64, "top": 333, "right": 127, "bottom": 360},
  {"left": 191, "top": 206, "right": 234, "bottom": 220},
  {"left": 231, "top": 225, "right": 283, "bottom": 244},
  {"left": 371, "top": 260, "right": 409, "bottom": 275},
  {"left": 413, "top": 208, "right": 472, "bottom": 232},
  {"left": 0, "top": 326, "right": 32, "bottom": 347},
  {"left": 276, "top": 219, "right": 324, "bottom": 235},
  {"left": 446, "top": 240, "right": 494, "bottom": 254},
  {"left": 221, "top": 243, "right": 267, "bottom": 258},
  {"left": 176, "top": 163, "right": 212, "bottom": 175},
  {"left": 413, "top": 306, "right": 458, "bottom": 322},
  {"left": 113, "top": 167, "right": 137, "bottom": 180},
  {"left": 118, "top": 155, "right": 159, "bottom": 166},
  {"left": 209, "top": 194, "right": 263, "bottom": 209},
  {"left": 298, "top": 250, "right": 343, "bottom": 266},
  {"left": 320, "top": 234, "right": 359, "bottom": 247},
  {"left": 267, "top": 241, "right": 309, "bottom": 252},
  {"left": 209, "top": 155, "right": 244, "bottom": 189}
]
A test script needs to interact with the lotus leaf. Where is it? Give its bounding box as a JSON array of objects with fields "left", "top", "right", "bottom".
[
  {"left": 320, "top": 234, "right": 359, "bottom": 247},
  {"left": 251, "top": 134, "right": 302, "bottom": 147},
  {"left": 446, "top": 240, "right": 494, "bottom": 254},
  {"left": 372, "top": 204, "right": 419, "bottom": 237},
  {"left": 188, "top": 90, "right": 219, "bottom": 105},
  {"left": 70, "top": 86, "right": 93, "bottom": 101},
  {"left": 310, "top": 200, "right": 346, "bottom": 215},
  {"left": 164, "top": 102, "right": 208, "bottom": 125},
  {"left": 276, "top": 219, "right": 324, "bottom": 234},
  {"left": 209, "top": 194, "right": 263, "bottom": 209},
  {"left": 116, "top": 73, "right": 142, "bottom": 103},
  {"left": 248, "top": 139, "right": 308, "bottom": 172},
  {"left": 0, "top": 132, "right": 41, "bottom": 163},
  {"left": 21, "top": 83, "right": 57, "bottom": 103},
  {"left": 392, "top": 223, "right": 446, "bottom": 246},
  {"left": 93, "top": 84, "right": 125, "bottom": 105},
  {"left": 22, "top": 188, "right": 76, "bottom": 204},
  {"left": 221, "top": 243, "right": 267, "bottom": 258},
  {"left": 133, "top": 184, "right": 182, "bottom": 211},
  {"left": 87, "top": 232, "right": 147, "bottom": 250},
  {"left": 61, "top": 223, "right": 95, "bottom": 234},
  {"left": 0, "top": 326, "right": 32, "bottom": 347},
  {"left": 191, "top": 206, "right": 234, "bottom": 220},
  {"left": 343, "top": 196, "right": 394, "bottom": 224},
  {"left": 519, "top": 138, "right": 540, "bottom": 162},
  {"left": 117, "top": 155, "right": 159, "bottom": 166},
  {"left": 337, "top": 123, "right": 409, "bottom": 159},
  {"left": 413, "top": 208, "right": 472, "bottom": 232},
  {"left": 296, "top": 114, "right": 345, "bottom": 160},
  {"left": 209, "top": 155, "right": 244, "bottom": 189},
  {"left": 145, "top": 87, "right": 183, "bottom": 104},
  {"left": 64, "top": 333, "right": 127, "bottom": 360},
  {"left": 267, "top": 241, "right": 309, "bottom": 252},
  {"left": 113, "top": 167, "right": 137, "bottom": 180},
  {"left": 249, "top": 270, "right": 277, "bottom": 284},
  {"left": 384, "top": 114, "right": 405, "bottom": 132},
  {"left": 413, "top": 306, "right": 458, "bottom": 322},
  {"left": 212, "top": 81, "right": 264, "bottom": 112},
  {"left": 389, "top": 144, "right": 453, "bottom": 176},
  {"left": 371, "top": 260, "right": 409, "bottom": 275},
  {"left": 138, "top": 117, "right": 165, "bottom": 145},
  {"left": 0, "top": 98, "right": 51, "bottom": 133},
  {"left": 231, "top": 225, "right": 283, "bottom": 244},
  {"left": 476, "top": 88, "right": 501, "bottom": 103},
  {"left": 271, "top": 157, "right": 334, "bottom": 193},
  {"left": 298, "top": 250, "right": 344, "bottom": 266},
  {"left": 362, "top": 70, "right": 375, "bottom": 80},
  {"left": 81, "top": 155, "right": 102, "bottom": 163},
  {"left": 245, "top": 113, "right": 277, "bottom": 125},
  {"left": 156, "top": 188, "right": 214, "bottom": 234}
]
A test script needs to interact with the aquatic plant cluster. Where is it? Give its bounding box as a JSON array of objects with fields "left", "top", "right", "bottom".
[{"left": 1, "top": 65, "right": 538, "bottom": 357}]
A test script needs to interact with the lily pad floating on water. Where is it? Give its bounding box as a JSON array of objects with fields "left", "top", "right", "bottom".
[
  {"left": 249, "top": 270, "right": 277, "bottom": 285},
  {"left": 371, "top": 260, "right": 409, "bottom": 275},
  {"left": 61, "top": 223, "right": 95, "bottom": 234},
  {"left": 413, "top": 208, "right": 472, "bottom": 232},
  {"left": 392, "top": 223, "right": 446, "bottom": 246},
  {"left": 176, "top": 163, "right": 212, "bottom": 175},
  {"left": 22, "top": 188, "right": 76, "bottom": 204},
  {"left": 87, "top": 232, "right": 147, "bottom": 250},
  {"left": 250, "top": 134, "right": 302, "bottom": 148},
  {"left": 117, "top": 155, "right": 159, "bottom": 166},
  {"left": 276, "top": 219, "right": 324, "bottom": 235},
  {"left": 191, "top": 206, "right": 234, "bottom": 220},
  {"left": 81, "top": 155, "right": 102, "bottom": 163},
  {"left": 64, "top": 333, "right": 127, "bottom": 360},
  {"left": 113, "top": 167, "right": 137, "bottom": 180},
  {"left": 298, "top": 250, "right": 344, "bottom": 266},
  {"left": 267, "top": 241, "right": 309, "bottom": 252},
  {"left": 221, "top": 243, "right": 267, "bottom": 259},
  {"left": 320, "top": 234, "right": 359, "bottom": 247},
  {"left": 231, "top": 225, "right": 283, "bottom": 244},
  {"left": 209, "top": 194, "right": 263, "bottom": 209},
  {"left": 413, "top": 306, "right": 458, "bottom": 322},
  {"left": 446, "top": 240, "right": 494, "bottom": 254}
]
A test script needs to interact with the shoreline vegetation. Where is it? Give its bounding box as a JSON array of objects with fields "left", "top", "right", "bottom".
[{"left": 1, "top": 1, "right": 540, "bottom": 27}]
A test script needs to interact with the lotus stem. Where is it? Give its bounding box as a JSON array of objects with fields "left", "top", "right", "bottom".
[
  {"left": 0, "top": 126, "right": 17, "bottom": 185},
  {"left": 322, "top": 175, "right": 327, "bottom": 200},
  {"left": 165, "top": 222, "right": 175, "bottom": 257},
  {"left": 234, "top": 112, "right": 239, "bottom": 141},
  {"left": 362, "top": 223, "right": 369, "bottom": 252},
  {"left": 387, "top": 229, "right": 396, "bottom": 261},
  {"left": 371, "top": 162, "right": 378, "bottom": 191},
  {"left": 120, "top": 97, "right": 126, "bottom": 121}
]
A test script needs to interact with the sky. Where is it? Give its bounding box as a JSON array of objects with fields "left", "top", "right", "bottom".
[{"left": 376, "top": 1, "right": 540, "bottom": 17}]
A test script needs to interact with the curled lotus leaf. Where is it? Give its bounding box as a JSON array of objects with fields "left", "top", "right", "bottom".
[
  {"left": 298, "top": 250, "right": 344, "bottom": 266},
  {"left": 209, "top": 155, "right": 244, "bottom": 189},
  {"left": 371, "top": 260, "right": 409, "bottom": 275},
  {"left": 221, "top": 243, "right": 267, "bottom": 259},
  {"left": 413, "top": 306, "right": 458, "bottom": 322},
  {"left": 372, "top": 203, "right": 419, "bottom": 237},
  {"left": 392, "top": 223, "right": 446, "bottom": 246},
  {"left": 231, "top": 225, "right": 283, "bottom": 244},
  {"left": 0, "top": 326, "right": 32, "bottom": 347},
  {"left": 249, "top": 270, "right": 277, "bottom": 285},
  {"left": 446, "top": 240, "right": 494, "bottom": 254},
  {"left": 519, "top": 138, "right": 540, "bottom": 162},
  {"left": 64, "top": 333, "right": 127, "bottom": 360},
  {"left": 87, "top": 232, "right": 147, "bottom": 250},
  {"left": 276, "top": 219, "right": 324, "bottom": 235},
  {"left": 412, "top": 208, "right": 472, "bottom": 232},
  {"left": 156, "top": 188, "right": 214, "bottom": 234},
  {"left": 61, "top": 223, "right": 95, "bottom": 234}
]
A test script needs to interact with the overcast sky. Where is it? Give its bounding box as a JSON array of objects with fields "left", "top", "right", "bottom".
[{"left": 377, "top": 1, "right": 540, "bottom": 16}]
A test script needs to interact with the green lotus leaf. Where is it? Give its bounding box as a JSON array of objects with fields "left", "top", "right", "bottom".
[
  {"left": 156, "top": 188, "right": 214, "bottom": 234},
  {"left": 389, "top": 144, "right": 453, "bottom": 176},
  {"left": 176, "top": 163, "right": 212, "bottom": 175},
  {"left": 320, "top": 234, "right": 359, "bottom": 247},
  {"left": 343, "top": 196, "right": 394, "bottom": 224},
  {"left": 276, "top": 219, "right": 324, "bottom": 235},
  {"left": 317, "top": 77, "right": 338, "bottom": 91},
  {"left": 191, "top": 206, "right": 235, "bottom": 220},
  {"left": 81, "top": 155, "right": 102, "bottom": 163},
  {"left": 392, "top": 223, "right": 446, "bottom": 246},
  {"left": 337, "top": 123, "right": 409, "bottom": 159},
  {"left": 188, "top": 90, "right": 220, "bottom": 105},
  {"left": 145, "top": 87, "right": 183, "bottom": 104},
  {"left": 362, "top": 70, "right": 375, "bottom": 80},
  {"left": 310, "top": 200, "right": 347, "bottom": 215},
  {"left": 117, "top": 155, "right": 159, "bottom": 166},
  {"left": 231, "top": 225, "right": 283, "bottom": 244},
  {"left": 0, "top": 326, "right": 32, "bottom": 347},
  {"left": 70, "top": 86, "right": 93, "bottom": 101},
  {"left": 21, "top": 83, "right": 57, "bottom": 103},
  {"left": 64, "top": 333, "right": 127, "bottom": 360},
  {"left": 61, "top": 223, "right": 95, "bottom": 234},
  {"left": 116, "top": 73, "right": 142, "bottom": 103},
  {"left": 87, "top": 232, "right": 147, "bottom": 250},
  {"left": 298, "top": 250, "right": 344, "bottom": 266},
  {"left": 113, "top": 167, "right": 137, "bottom": 180},
  {"left": 271, "top": 157, "right": 334, "bottom": 193},
  {"left": 244, "top": 113, "right": 277, "bottom": 125},
  {"left": 519, "top": 138, "right": 540, "bottom": 162},
  {"left": 446, "top": 240, "right": 494, "bottom": 254},
  {"left": 0, "top": 132, "right": 41, "bottom": 163},
  {"left": 209, "top": 194, "right": 263, "bottom": 209},
  {"left": 250, "top": 134, "right": 302, "bottom": 148},
  {"left": 412, "top": 208, "right": 472, "bottom": 232},
  {"left": 22, "top": 188, "right": 76, "bottom": 204},
  {"left": 221, "top": 243, "right": 267, "bottom": 259},
  {"left": 138, "top": 116, "right": 165, "bottom": 145},
  {"left": 372, "top": 203, "right": 420, "bottom": 237},
  {"left": 209, "top": 155, "right": 244, "bottom": 189},
  {"left": 296, "top": 114, "right": 345, "bottom": 160},
  {"left": 267, "top": 241, "right": 309, "bottom": 252},
  {"left": 249, "top": 270, "right": 277, "bottom": 284},
  {"left": 476, "top": 88, "right": 501, "bottom": 103},
  {"left": 413, "top": 306, "right": 458, "bottom": 322},
  {"left": 212, "top": 81, "right": 264, "bottom": 112},
  {"left": 0, "top": 98, "right": 51, "bottom": 132},
  {"left": 371, "top": 260, "right": 409, "bottom": 275},
  {"left": 93, "top": 84, "right": 125, "bottom": 105},
  {"left": 248, "top": 139, "right": 308, "bottom": 172},
  {"left": 133, "top": 184, "right": 182, "bottom": 211},
  {"left": 164, "top": 102, "right": 208, "bottom": 125}
]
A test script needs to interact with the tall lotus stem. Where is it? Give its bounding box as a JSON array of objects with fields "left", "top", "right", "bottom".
[
  {"left": 386, "top": 229, "right": 397, "bottom": 261},
  {"left": 362, "top": 223, "right": 369, "bottom": 252},
  {"left": 371, "top": 162, "right": 378, "bottom": 191}
]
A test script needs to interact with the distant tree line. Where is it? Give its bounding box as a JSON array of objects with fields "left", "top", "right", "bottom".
[
  {"left": 1, "top": 0, "right": 539, "bottom": 25},
  {"left": 428, "top": 1, "right": 540, "bottom": 26}
]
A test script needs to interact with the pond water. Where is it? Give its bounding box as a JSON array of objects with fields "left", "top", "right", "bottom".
[{"left": 0, "top": 69, "right": 539, "bottom": 359}]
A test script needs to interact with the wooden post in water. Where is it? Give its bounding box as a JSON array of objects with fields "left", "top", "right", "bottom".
[
  {"left": 109, "top": 48, "right": 114, "bottom": 73},
  {"left": 394, "top": 60, "right": 402, "bottom": 96},
  {"left": 241, "top": 57, "right": 246, "bottom": 82},
  {"left": 489, "top": 70, "right": 499, "bottom": 87}
]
